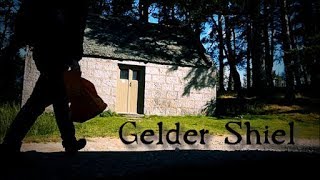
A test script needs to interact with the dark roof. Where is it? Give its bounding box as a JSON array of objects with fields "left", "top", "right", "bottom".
[{"left": 83, "top": 14, "right": 212, "bottom": 67}]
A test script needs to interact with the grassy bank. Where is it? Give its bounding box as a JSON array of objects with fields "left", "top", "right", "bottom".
[{"left": 1, "top": 104, "right": 319, "bottom": 143}]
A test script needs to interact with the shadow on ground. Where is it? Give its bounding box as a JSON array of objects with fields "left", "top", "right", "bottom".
[
  {"left": 214, "top": 96, "right": 320, "bottom": 116},
  {"left": 1, "top": 150, "right": 319, "bottom": 179}
]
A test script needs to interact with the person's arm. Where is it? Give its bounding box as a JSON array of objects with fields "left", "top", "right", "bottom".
[{"left": 70, "top": 60, "right": 81, "bottom": 71}]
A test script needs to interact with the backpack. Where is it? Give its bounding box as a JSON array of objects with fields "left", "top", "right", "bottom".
[{"left": 63, "top": 70, "right": 108, "bottom": 123}]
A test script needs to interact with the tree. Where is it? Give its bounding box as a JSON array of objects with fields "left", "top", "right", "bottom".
[
  {"left": 224, "top": 15, "right": 242, "bottom": 94},
  {"left": 280, "top": 0, "right": 295, "bottom": 102},
  {"left": 250, "top": 0, "right": 266, "bottom": 96},
  {"left": 217, "top": 14, "right": 226, "bottom": 93},
  {"left": 263, "top": 0, "right": 274, "bottom": 88},
  {"left": 0, "top": 0, "right": 23, "bottom": 103},
  {"left": 139, "top": 0, "right": 150, "bottom": 23},
  {"left": 112, "top": 0, "right": 134, "bottom": 16}
]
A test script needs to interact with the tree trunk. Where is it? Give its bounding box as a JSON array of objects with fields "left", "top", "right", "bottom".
[
  {"left": 270, "top": 0, "right": 276, "bottom": 86},
  {"left": 170, "top": 3, "right": 175, "bottom": 21},
  {"left": 112, "top": 0, "right": 133, "bottom": 16},
  {"left": 287, "top": 9, "right": 302, "bottom": 89},
  {"left": 227, "top": 74, "right": 233, "bottom": 91},
  {"left": 246, "top": 20, "right": 252, "bottom": 89},
  {"left": 280, "top": 0, "right": 295, "bottom": 102},
  {"left": 159, "top": 1, "right": 169, "bottom": 24},
  {"left": 300, "top": 0, "right": 317, "bottom": 90},
  {"left": 250, "top": 0, "right": 265, "bottom": 96},
  {"left": 264, "top": 0, "right": 274, "bottom": 88},
  {"left": 302, "top": 66, "right": 309, "bottom": 86},
  {"left": 0, "top": 0, "right": 14, "bottom": 50},
  {"left": 217, "top": 15, "right": 226, "bottom": 93},
  {"left": 225, "top": 16, "right": 242, "bottom": 95},
  {"left": 139, "top": 0, "right": 149, "bottom": 23}
]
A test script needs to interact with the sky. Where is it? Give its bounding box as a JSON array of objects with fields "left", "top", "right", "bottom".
[
  {"left": 1, "top": 0, "right": 284, "bottom": 85},
  {"left": 148, "top": 8, "right": 285, "bottom": 85}
]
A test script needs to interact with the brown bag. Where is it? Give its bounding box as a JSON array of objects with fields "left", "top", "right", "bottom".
[{"left": 64, "top": 70, "right": 108, "bottom": 123}]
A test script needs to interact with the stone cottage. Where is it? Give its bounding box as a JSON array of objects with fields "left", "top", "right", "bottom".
[{"left": 22, "top": 14, "right": 216, "bottom": 116}]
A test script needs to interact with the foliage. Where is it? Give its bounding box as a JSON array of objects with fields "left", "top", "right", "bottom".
[
  {"left": 99, "top": 109, "right": 119, "bottom": 117},
  {"left": 1, "top": 0, "right": 320, "bottom": 103},
  {"left": 0, "top": 103, "right": 19, "bottom": 142},
  {"left": 0, "top": 0, "right": 25, "bottom": 103}
]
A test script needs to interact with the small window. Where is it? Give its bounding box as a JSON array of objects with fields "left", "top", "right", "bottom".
[
  {"left": 120, "top": 69, "right": 129, "bottom": 79},
  {"left": 132, "top": 70, "right": 139, "bottom": 80}
]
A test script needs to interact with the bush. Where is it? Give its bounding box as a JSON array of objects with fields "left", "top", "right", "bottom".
[
  {"left": 99, "top": 109, "right": 118, "bottom": 117},
  {"left": 214, "top": 98, "right": 265, "bottom": 116}
]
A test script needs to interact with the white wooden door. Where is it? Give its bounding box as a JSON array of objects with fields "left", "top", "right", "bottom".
[{"left": 116, "top": 67, "right": 140, "bottom": 113}]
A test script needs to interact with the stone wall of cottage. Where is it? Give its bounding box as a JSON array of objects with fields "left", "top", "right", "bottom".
[
  {"left": 143, "top": 63, "right": 216, "bottom": 115},
  {"left": 22, "top": 56, "right": 216, "bottom": 116},
  {"left": 22, "top": 50, "right": 40, "bottom": 106},
  {"left": 22, "top": 56, "right": 118, "bottom": 111}
]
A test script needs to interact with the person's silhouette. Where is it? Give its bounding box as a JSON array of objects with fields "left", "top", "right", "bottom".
[{"left": 1, "top": 0, "right": 89, "bottom": 154}]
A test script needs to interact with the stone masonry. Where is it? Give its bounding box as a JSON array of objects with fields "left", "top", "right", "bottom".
[{"left": 22, "top": 55, "right": 216, "bottom": 116}]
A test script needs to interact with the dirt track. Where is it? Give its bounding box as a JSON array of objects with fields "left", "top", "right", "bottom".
[
  {"left": 0, "top": 136, "right": 317, "bottom": 179},
  {"left": 21, "top": 136, "right": 319, "bottom": 153}
]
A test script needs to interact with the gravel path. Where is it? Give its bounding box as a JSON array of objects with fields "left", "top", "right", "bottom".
[{"left": 21, "top": 136, "right": 320, "bottom": 153}]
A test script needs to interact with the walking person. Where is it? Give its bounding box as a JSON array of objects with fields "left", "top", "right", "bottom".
[{"left": 1, "top": 0, "right": 89, "bottom": 154}]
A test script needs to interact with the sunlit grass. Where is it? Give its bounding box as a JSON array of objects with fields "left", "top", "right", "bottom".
[{"left": 1, "top": 104, "right": 319, "bottom": 143}]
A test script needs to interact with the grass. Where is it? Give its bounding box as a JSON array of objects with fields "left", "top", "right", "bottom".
[
  {"left": 0, "top": 103, "right": 20, "bottom": 141},
  {"left": 1, "top": 104, "right": 319, "bottom": 143}
]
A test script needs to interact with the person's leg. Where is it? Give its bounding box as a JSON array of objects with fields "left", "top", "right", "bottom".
[
  {"left": 2, "top": 74, "right": 50, "bottom": 152},
  {"left": 49, "top": 72, "right": 86, "bottom": 153}
]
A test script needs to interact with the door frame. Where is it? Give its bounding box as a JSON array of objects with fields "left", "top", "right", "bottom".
[{"left": 116, "top": 64, "right": 145, "bottom": 114}]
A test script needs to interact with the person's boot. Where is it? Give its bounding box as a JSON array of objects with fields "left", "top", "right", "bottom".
[
  {"left": 62, "top": 138, "right": 86, "bottom": 154},
  {"left": 0, "top": 142, "right": 21, "bottom": 153},
  {"left": 0, "top": 142, "right": 23, "bottom": 163}
]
